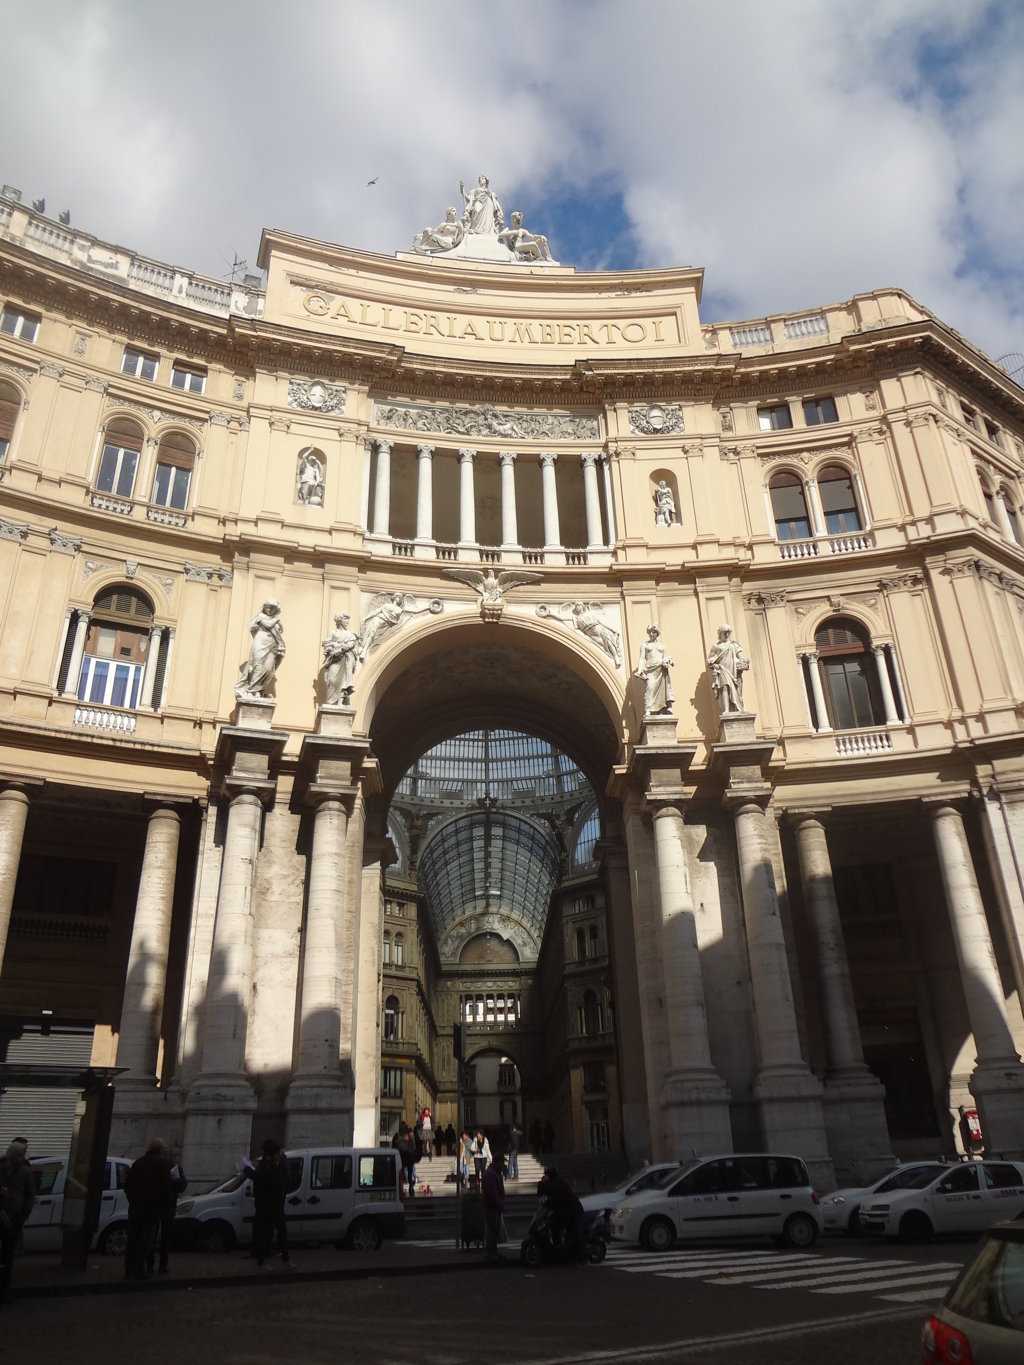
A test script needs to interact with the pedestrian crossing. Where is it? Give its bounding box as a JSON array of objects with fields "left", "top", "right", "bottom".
[{"left": 601, "top": 1245, "right": 963, "bottom": 1305}]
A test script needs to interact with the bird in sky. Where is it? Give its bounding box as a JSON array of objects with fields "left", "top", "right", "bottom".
[{"left": 367, "top": 177, "right": 379, "bottom": 186}]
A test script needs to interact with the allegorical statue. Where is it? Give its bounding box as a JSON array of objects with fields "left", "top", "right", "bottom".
[
  {"left": 412, "top": 206, "right": 465, "bottom": 255},
  {"left": 708, "top": 623, "right": 750, "bottom": 714},
  {"left": 460, "top": 174, "right": 504, "bottom": 235},
  {"left": 635, "top": 623, "right": 675, "bottom": 715},
  {"left": 498, "top": 211, "right": 552, "bottom": 262},
  {"left": 296, "top": 448, "right": 325, "bottom": 506},
  {"left": 236, "top": 599, "right": 285, "bottom": 699},
  {"left": 321, "top": 611, "right": 359, "bottom": 705},
  {"left": 653, "top": 480, "right": 677, "bottom": 526}
]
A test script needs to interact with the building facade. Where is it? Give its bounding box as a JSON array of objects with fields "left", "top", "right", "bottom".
[{"left": 2, "top": 185, "right": 1024, "bottom": 1187}]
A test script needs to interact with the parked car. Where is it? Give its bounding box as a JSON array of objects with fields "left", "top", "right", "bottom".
[
  {"left": 174, "top": 1147, "right": 405, "bottom": 1252},
  {"left": 23, "top": 1153, "right": 134, "bottom": 1255},
  {"left": 609, "top": 1153, "right": 823, "bottom": 1252},
  {"left": 859, "top": 1160, "right": 1024, "bottom": 1242},
  {"left": 821, "top": 1162, "right": 948, "bottom": 1235},
  {"left": 579, "top": 1162, "right": 681, "bottom": 1227},
  {"left": 921, "top": 1216, "right": 1024, "bottom": 1364}
]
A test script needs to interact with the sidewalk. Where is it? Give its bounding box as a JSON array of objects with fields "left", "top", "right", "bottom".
[{"left": 12, "top": 1237, "right": 505, "bottom": 1300}]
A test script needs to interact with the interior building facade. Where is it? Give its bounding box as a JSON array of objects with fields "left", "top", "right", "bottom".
[{"left": 2, "top": 185, "right": 1024, "bottom": 1188}]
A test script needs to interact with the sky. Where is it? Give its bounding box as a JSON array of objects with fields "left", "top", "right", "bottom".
[{"left": 4, "top": 0, "right": 1023, "bottom": 368}]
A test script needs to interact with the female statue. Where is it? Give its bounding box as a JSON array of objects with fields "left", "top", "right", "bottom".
[
  {"left": 635, "top": 623, "right": 675, "bottom": 715},
  {"left": 236, "top": 599, "right": 285, "bottom": 698},
  {"left": 321, "top": 612, "right": 358, "bottom": 705},
  {"left": 460, "top": 175, "right": 503, "bottom": 236}
]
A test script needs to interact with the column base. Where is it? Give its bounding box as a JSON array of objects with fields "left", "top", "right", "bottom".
[
  {"left": 109, "top": 1079, "right": 184, "bottom": 1159},
  {"left": 753, "top": 1066, "right": 834, "bottom": 1189},
  {"left": 285, "top": 1076, "right": 354, "bottom": 1150},
  {"left": 821, "top": 1070, "right": 896, "bottom": 1185},
  {"left": 660, "top": 1070, "right": 733, "bottom": 1157},
  {"left": 183, "top": 1073, "right": 257, "bottom": 1186},
  {"left": 971, "top": 1063, "right": 1024, "bottom": 1159}
]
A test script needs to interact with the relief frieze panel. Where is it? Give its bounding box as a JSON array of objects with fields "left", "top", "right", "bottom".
[{"left": 372, "top": 399, "right": 601, "bottom": 442}]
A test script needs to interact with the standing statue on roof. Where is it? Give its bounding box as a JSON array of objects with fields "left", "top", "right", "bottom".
[{"left": 460, "top": 175, "right": 504, "bottom": 236}]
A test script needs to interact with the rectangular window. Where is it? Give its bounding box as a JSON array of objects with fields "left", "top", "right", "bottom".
[
  {"left": 0, "top": 307, "right": 40, "bottom": 342},
  {"left": 151, "top": 462, "right": 191, "bottom": 510},
  {"left": 463, "top": 1101, "right": 475, "bottom": 1126},
  {"left": 822, "top": 657, "right": 875, "bottom": 729},
  {"left": 311, "top": 1155, "right": 352, "bottom": 1190},
  {"left": 960, "top": 400, "right": 981, "bottom": 431},
  {"left": 758, "top": 403, "right": 793, "bottom": 432},
  {"left": 76, "top": 656, "right": 144, "bottom": 710},
  {"left": 121, "top": 347, "right": 158, "bottom": 381},
  {"left": 358, "top": 1154, "right": 398, "bottom": 1190},
  {"left": 984, "top": 419, "right": 1002, "bottom": 448},
  {"left": 803, "top": 395, "right": 839, "bottom": 425},
  {"left": 170, "top": 362, "right": 207, "bottom": 394},
  {"left": 380, "top": 1065, "right": 403, "bottom": 1098},
  {"left": 96, "top": 441, "right": 139, "bottom": 498},
  {"left": 583, "top": 1061, "right": 607, "bottom": 1092}
]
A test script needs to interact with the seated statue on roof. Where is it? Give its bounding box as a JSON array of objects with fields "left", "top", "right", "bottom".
[
  {"left": 412, "top": 207, "right": 465, "bottom": 255},
  {"left": 498, "top": 211, "right": 552, "bottom": 262}
]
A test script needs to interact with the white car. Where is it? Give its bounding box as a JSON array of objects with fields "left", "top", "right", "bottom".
[
  {"left": 23, "top": 1154, "right": 134, "bottom": 1255},
  {"left": 821, "top": 1162, "right": 947, "bottom": 1235},
  {"left": 610, "top": 1153, "right": 823, "bottom": 1252},
  {"left": 859, "top": 1160, "right": 1024, "bottom": 1242},
  {"left": 578, "top": 1163, "right": 681, "bottom": 1222}
]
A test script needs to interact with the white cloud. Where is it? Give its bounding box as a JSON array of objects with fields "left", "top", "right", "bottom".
[{"left": 4, "top": 0, "right": 1022, "bottom": 359}]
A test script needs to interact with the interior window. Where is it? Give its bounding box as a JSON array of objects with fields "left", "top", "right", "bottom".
[{"left": 311, "top": 1155, "right": 352, "bottom": 1190}]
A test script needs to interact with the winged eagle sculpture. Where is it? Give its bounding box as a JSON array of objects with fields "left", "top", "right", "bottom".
[{"left": 441, "top": 566, "right": 542, "bottom": 621}]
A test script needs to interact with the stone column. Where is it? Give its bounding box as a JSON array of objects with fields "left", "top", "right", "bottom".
[
  {"left": 804, "top": 651, "right": 832, "bottom": 732},
  {"left": 540, "top": 452, "right": 561, "bottom": 551},
  {"left": 115, "top": 806, "right": 181, "bottom": 1081},
  {"left": 650, "top": 804, "right": 732, "bottom": 1152},
  {"left": 994, "top": 490, "right": 1015, "bottom": 542},
  {"left": 806, "top": 477, "right": 827, "bottom": 537},
  {"left": 66, "top": 611, "right": 91, "bottom": 696},
  {"left": 872, "top": 646, "right": 900, "bottom": 724},
  {"left": 792, "top": 813, "right": 893, "bottom": 1179},
  {"left": 601, "top": 457, "right": 616, "bottom": 545},
  {"left": 499, "top": 452, "right": 519, "bottom": 550},
  {"left": 371, "top": 439, "right": 392, "bottom": 536},
  {"left": 458, "top": 448, "right": 477, "bottom": 546},
  {"left": 415, "top": 444, "right": 434, "bottom": 544},
  {"left": 139, "top": 625, "right": 165, "bottom": 710},
  {"left": 929, "top": 802, "right": 1024, "bottom": 1153},
  {"left": 287, "top": 793, "right": 354, "bottom": 1147},
  {"left": 0, "top": 787, "right": 30, "bottom": 973},
  {"left": 581, "top": 453, "right": 603, "bottom": 549}
]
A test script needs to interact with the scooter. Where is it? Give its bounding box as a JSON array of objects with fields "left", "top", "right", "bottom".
[{"left": 520, "top": 1201, "right": 608, "bottom": 1267}]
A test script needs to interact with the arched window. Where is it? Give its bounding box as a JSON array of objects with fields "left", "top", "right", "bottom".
[
  {"left": 575, "top": 928, "right": 587, "bottom": 962},
  {"left": 151, "top": 432, "right": 195, "bottom": 510},
  {"left": 814, "top": 617, "right": 883, "bottom": 730},
  {"left": 769, "top": 472, "right": 811, "bottom": 540},
  {"left": 1000, "top": 488, "right": 1024, "bottom": 547},
  {"left": 580, "top": 989, "right": 603, "bottom": 1036},
  {"left": 589, "top": 925, "right": 600, "bottom": 958},
  {"left": 393, "top": 933, "right": 404, "bottom": 966},
  {"left": 383, "top": 995, "right": 400, "bottom": 1042},
  {"left": 382, "top": 931, "right": 391, "bottom": 965},
  {"left": 0, "top": 380, "right": 22, "bottom": 468},
  {"left": 96, "top": 419, "right": 144, "bottom": 500},
  {"left": 817, "top": 465, "right": 862, "bottom": 534},
  {"left": 77, "top": 586, "right": 153, "bottom": 710},
  {"left": 978, "top": 471, "right": 998, "bottom": 523}
]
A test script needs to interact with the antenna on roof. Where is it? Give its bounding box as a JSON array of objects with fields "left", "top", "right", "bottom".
[
  {"left": 220, "top": 251, "right": 250, "bottom": 286},
  {"left": 998, "top": 353, "right": 1024, "bottom": 389}
]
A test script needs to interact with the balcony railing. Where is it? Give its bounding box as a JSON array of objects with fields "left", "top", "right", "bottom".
[
  {"left": 834, "top": 728, "right": 893, "bottom": 756},
  {"left": 778, "top": 530, "right": 874, "bottom": 560},
  {"left": 73, "top": 705, "right": 137, "bottom": 735}
]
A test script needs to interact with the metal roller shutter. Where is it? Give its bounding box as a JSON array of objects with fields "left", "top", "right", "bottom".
[{"left": 0, "top": 1024, "right": 94, "bottom": 1157}]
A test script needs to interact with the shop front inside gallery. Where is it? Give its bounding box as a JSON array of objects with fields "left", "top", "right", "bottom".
[{"left": 1, "top": 177, "right": 1024, "bottom": 1189}]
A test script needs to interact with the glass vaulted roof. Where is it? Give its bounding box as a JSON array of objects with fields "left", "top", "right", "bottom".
[{"left": 392, "top": 730, "right": 595, "bottom": 963}]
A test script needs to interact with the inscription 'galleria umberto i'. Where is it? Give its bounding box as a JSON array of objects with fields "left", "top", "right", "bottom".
[{"left": 299, "top": 291, "right": 678, "bottom": 348}]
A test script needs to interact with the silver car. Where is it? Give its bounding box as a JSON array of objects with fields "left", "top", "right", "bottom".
[
  {"left": 821, "top": 1162, "right": 947, "bottom": 1235},
  {"left": 922, "top": 1217, "right": 1024, "bottom": 1364}
]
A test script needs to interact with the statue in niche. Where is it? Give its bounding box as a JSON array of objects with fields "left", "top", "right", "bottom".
[
  {"left": 441, "top": 566, "right": 541, "bottom": 621},
  {"left": 460, "top": 174, "right": 504, "bottom": 235},
  {"left": 296, "top": 448, "right": 325, "bottom": 506},
  {"left": 635, "top": 623, "right": 675, "bottom": 716},
  {"left": 412, "top": 207, "right": 465, "bottom": 255},
  {"left": 537, "top": 600, "right": 623, "bottom": 666},
  {"left": 321, "top": 611, "right": 359, "bottom": 705},
  {"left": 236, "top": 599, "right": 285, "bottom": 699},
  {"left": 653, "top": 480, "right": 677, "bottom": 526},
  {"left": 356, "top": 591, "right": 443, "bottom": 663},
  {"left": 498, "top": 211, "right": 552, "bottom": 262},
  {"left": 707, "top": 623, "right": 750, "bottom": 714}
]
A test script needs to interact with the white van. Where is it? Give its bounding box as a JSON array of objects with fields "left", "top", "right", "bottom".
[
  {"left": 23, "top": 1154, "right": 134, "bottom": 1255},
  {"left": 174, "top": 1147, "right": 405, "bottom": 1252}
]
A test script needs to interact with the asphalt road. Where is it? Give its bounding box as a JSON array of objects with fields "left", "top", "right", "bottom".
[{"left": 1, "top": 1236, "right": 969, "bottom": 1365}]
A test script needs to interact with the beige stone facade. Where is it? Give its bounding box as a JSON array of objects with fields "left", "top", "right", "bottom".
[{"left": 2, "top": 194, "right": 1024, "bottom": 1187}]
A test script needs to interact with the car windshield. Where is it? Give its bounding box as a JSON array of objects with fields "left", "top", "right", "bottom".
[
  {"left": 212, "top": 1171, "right": 251, "bottom": 1194},
  {"left": 876, "top": 1164, "right": 946, "bottom": 1193},
  {"left": 655, "top": 1160, "right": 700, "bottom": 1188},
  {"left": 945, "top": 1234, "right": 1024, "bottom": 1331},
  {"left": 624, "top": 1165, "right": 675, "bottom": 1194}
]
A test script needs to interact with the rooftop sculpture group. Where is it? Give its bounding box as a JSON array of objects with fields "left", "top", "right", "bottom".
[{"left": 412, "top": 174, "right": 556, "bottom": 265}]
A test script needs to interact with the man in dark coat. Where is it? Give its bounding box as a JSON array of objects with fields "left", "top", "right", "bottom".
[
  {"left": 124, "top": 1138, "right": 174, "bottom": 1280},
  {"left": 252, "top": 1140, "right": 292, "bottom": 1267},
  {"left": 0, "top": 1141, "right": 35, "bottom": 1301},
  {"left": 539, "top": 1167, "right": 586, "bottom": 1261}
]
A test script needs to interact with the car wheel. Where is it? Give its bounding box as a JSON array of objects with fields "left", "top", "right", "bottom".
[
  {"left": 898, "top": 1210, "right": 933, "bottom": 1244},
  {"left": 520, "top": 1236, "right": 544, "bottom": 1268},
  {"left": 587, "top": 1236, "right": 607, "bottom": 1264},
  {"left": 96, "top": 1222, "right": 129, "bottom": 1257},
  {"left": 347, "top": 1218, "right": 382, "bottom": 1252},
  {"left": 196, "top": 1220, "right": 236, "bottom": 1253},
  {"left": 781, "top": 1213, "right": 819, "bottom": 1250},
  {"left": 640, "top": 1216, "right": 675, "bottom": 1253},
  {"left": 846, "top": 1208, "right": 862, "bottom": 1237}
]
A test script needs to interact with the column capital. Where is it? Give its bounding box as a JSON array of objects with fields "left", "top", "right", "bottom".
[
  {"left": 786, "top": 808, "right": 832, "bottom": 830},
  {"left": 923, "top": 796, "right": 967, "bottom": 821},
  {"left": 722, "top": 791, "right": 772, "bottom": 817},
  {"left": 580, "top": 452, "right": 599, "bottom": 469},
  {"left": 458, "top": 447, "right": 477, "bottom": 464},
  {"left": 499, "top": 450, "right": 517, "bottom": 467},
  {"left": 539, "top": 451, "right": 558, "bottom": 468},
  {"left": 374, "top": 438, "right": 393, "bottom": 455},
  {"left": 416, "top": 443, "right": 435, "bottom": 458}
]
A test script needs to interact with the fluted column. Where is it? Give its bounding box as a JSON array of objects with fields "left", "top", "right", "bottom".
[
  {"left": 600, "top": 457, "right": 616, "bottom": 546},
  {"left": 805, "top": 651, "right": 832, "bottom": 732},
  {"left": 872, "top": 646, "right": 900, "bottom": 723},
  {"left": 581, "top": 453, "right": 603, "bottom": 548},
  {"left": 499, "top": 452, "right": 519, "bottom": 548},
  {"left": 139, "top": 625, "right": 165, "bottom": 710},
  {"left": 66, "top": 611, "right": 91, "bottom": 696},
  {"left": 540, "top": 452, "right": 561, "bottom": 550},
  {"left": 458, "top": 448, "right": 477, "bottom": 546},
  {"left": 0, "top": 787, "right": 30, "bottom": 972},
  {"left": 994, "top": 489, "right": 1015, "bottom": 541},
  {"left": 415, "top": 444, "right": 434, "bottom": 543},
  {"left": 371, "top": 439, "right": 392, "bottom": 535},
  {"left": 115, "top": 806, "right": 181, "bottom": 1081}
]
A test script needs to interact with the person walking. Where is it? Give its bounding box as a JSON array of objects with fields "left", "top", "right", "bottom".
[
  {"left": 481, "top": 1152, "right": 506, "bottom": 1261},
  {"left": 420, "top": 1108, "right": 434, "bottom": 1159},
  {"left": 148, "top": 1150, "right": 187, "bottom": 1274},
  {"left": 459, "top": 1129, "right": 474, "bottom": 1187},
  {"left": 0, "top": 1141, "right": 34, "bottom": 1303},
  {"left": 472, "top": 1128, "right": 491, "bottom": 1182},
  {"left": 124, "top": 1138, "right": 174, "bottom": 1281},
  {"left": 394, "top": 1123, "right": 416, "bottom": 1198},
  {"left": 507, "top": 1122, "right": 521, "bottom": 1181},
  {"left": 444, "top": 1122, "right": 457, "bottom": 1158},
  {"left": 252, "top": 1140, "right": 292, "bottom": 1268}
]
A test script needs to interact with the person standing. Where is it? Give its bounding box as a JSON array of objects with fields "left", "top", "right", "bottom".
[
  {"left": 472, "top": 1129, "right": 491, "bottom": 1182},
  {"left": 421, "top": 1108, "right": 434, "bottom": 1159},
  {"left": 481, "top": 1153, "right": 506, "bottom": 1261},
  {"left": 459, "top": 1129, "right": 474, "bottom": 1187},
  {"left": 149, "top": 1150, "right": 187, "bottom": 1275},
  {"left": 393, "top": 1124, "right": 416, "bottom": 1199},
  {"left": 444, "top": 1122, "right": 457, "bottom": 1158},
  {"left": 124, "top": 1138, "right": 174, "bottom": 1280},
  {"left": 0, "top": 1141, "right": 34, "bottom": 1302},
  {"left": 529, "top": 1119, "right": 543, "bottom": 1160},
  {"left": 252, "top": 1140, "right": 292, "bottom": 1268},
  {"left": 507, "top": 1122, "right": 521, "bottom": 1181}
]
